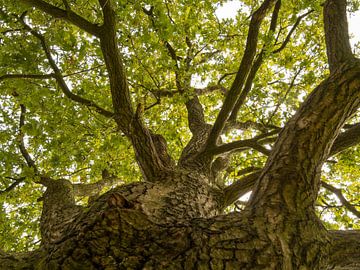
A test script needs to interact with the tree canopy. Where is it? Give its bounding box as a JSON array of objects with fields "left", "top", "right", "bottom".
[{"left": 0, "top": 0, "right": 360, "bottom": 269}]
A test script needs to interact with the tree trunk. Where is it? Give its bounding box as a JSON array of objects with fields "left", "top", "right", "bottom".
[{"left": 1, "top": 169, "right": 359, "bottom": 270}]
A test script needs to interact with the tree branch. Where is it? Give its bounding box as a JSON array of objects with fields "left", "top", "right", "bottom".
[
  {"left": 223, "top": 171, "right": 262, "bottom": 208},
  {"left": 150, "top": 84, "right": 227, "bottom": 98},
  {"left": 97, "top": 0, "right": 133, "bottom": 122},
  {"left": 18, "top": 104, "right": 38, "bottom": 172},
  {"left": 209, "top": 130, "right": 278, "bottom": 156},
  {"left": 224, "top": 120, "right": 280, "bottom": 133},
  {"left": 272, "top": 10, "right": 314, "bottom": 54},
  {"left": 205, "top": 0, "right": 277, "bottom": 148},
  {"left": 73, "top": 174, "right": 122, "bottom": 197},
  {"left": 21, "top": 0, "right": 101, "bottom": 37},
  {"left": 229, "top": 0, "right": 281, "bottom": 122},
  {"left": 222, "top": 122, "right": 360, "bottom": 209},
  {"left": 20, "top": 19, "right": 114, "bottom": 118},
  {"left": 142, "top": 6, "right": 182, "bottom": 91},
  {"left": 185, "top": 96, "right": 207, "bottom": 135},
  {"left": 247, "top": 59, "right": 360, "bottom": 211},
  {"left": 323, "top": 0, "right": 354, "bottom": 72},
  {"left": 321, "top": 181, "right": 360, "bottom": 218},
  {"left": 98, "top": 0, "right": 174, "bottom": 180},
  {"left": 329, "top": 123, "right": 360, "bottom": 156},
  {"left": 0, "top": 177, "right": 26, "bottom": 195},
  {"left": 329, "top": 230, "right": 360, "bottom": 269},
  {"left": 266, "top": 66, "right": 303, "bottom": 124},
  {"left": 229, "top": 7, "right": 315, "bottom": 123},
  {"left": 0, "top": 73, "right": 54, "bottom": 81}
]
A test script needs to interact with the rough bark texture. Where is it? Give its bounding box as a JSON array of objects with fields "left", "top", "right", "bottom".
[{"left": 2, "top": 0, "right": 360, "bottom": 269}]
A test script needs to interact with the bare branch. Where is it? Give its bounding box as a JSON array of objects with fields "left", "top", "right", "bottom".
[
  {"left": 0, "top": 66, "right": 104, "bottom": 82},
  {"left": 321, "top": 181, "right": 360, "bottom": 218},
  {"left": 323, "top": 0, "right": 354, "bottom": 72},
  {"left": 217, "top": 71, "right": 237, "bottom": 85},
  {"left": 206, "top": 0, "right": 277, "bottom": 148},
  {"left": 21, "top": 0, "right": 101, "bottom": 37}
]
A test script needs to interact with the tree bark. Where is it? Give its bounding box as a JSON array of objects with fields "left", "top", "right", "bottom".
[
  {"left": 1, "top": 170, "right": 359, "bottom": 269},
  {"left": 2, "top": 0, "right": 360, "bottom": 269}
]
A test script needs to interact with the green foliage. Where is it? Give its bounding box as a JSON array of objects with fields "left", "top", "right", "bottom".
[{"left": 0, "top": 0, "right": 359, "bottom": 251}]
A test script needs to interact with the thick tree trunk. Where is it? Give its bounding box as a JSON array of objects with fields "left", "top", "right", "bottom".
[{"left": 1, "top": 170, "right": 359, "bottom": 270}]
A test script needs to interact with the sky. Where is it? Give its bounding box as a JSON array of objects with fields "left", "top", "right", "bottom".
[{"left": 215, "top": 0, "right": 360, "bottom": 47}]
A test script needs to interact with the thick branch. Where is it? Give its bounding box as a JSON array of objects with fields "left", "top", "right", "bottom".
[
  {"left": 229, "top": 0, "right": 281, "bottom": 122},
  {"left": 248, "top": 61, "right": 360, "bottom": 211},
  {"left": 329, "top": 230, "right": 360, "bottom": 269},
  {"left": 323, "top": 0, "right": 354, "bottom": 72},
  {"left": 223, "top": 171, "right": 261, "bottom": 207},
  {"left": 329, "top": 123, "right": 360, "bottom": 155},
  {"left": 0, "top": 250, "right": 42, "bottom": 269},
  {"left": 222, "top": 126, "right": 360, "bottom": 208},
  {"left": 73, "top": 175, "right": 122, "bottom": 197},
  {"left": 98, "top": 0, "right": 173, "bottom": 180},
  {"left": 97, "top": 0, "right": 133, "bottom": 121},
  {"left": 40, "top": 178, "right": 83, "bottom": 246},
  {"left": 21, "top": 0, "right": 101, "bottom": 37},
  {"left": 206, "top": 0, "right": 277, "bottom": 148},
  {"left": 185, "top": 96, "right": 207, "bottom": 135}
]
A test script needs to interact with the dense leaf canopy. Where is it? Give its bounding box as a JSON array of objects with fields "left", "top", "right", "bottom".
[{"left": 0, "top": 0, "right": 359, "bottom": 253}]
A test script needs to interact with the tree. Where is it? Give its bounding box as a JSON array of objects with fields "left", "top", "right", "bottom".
[{"left": 0, "top": 0, "right": 360, "bottom": 268}]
